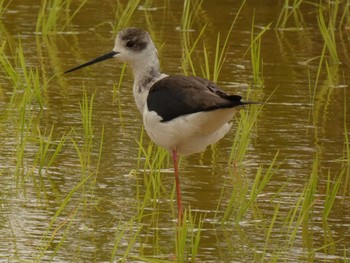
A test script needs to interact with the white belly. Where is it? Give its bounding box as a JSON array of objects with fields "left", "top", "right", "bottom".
[{"left": 143, "top": 107, "right": 240, "bottom": 155}]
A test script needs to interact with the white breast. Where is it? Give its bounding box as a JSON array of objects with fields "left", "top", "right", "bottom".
[
  {"left": 143, "top": 106, "right": 240, "bottom": 155},
  {"left": 132, "top": 73, "right": 168, "bottom": 113}
]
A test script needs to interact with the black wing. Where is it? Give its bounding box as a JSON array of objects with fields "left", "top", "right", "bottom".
[{"left": 147, "top": 75, "right": 244, "bottom": 122}]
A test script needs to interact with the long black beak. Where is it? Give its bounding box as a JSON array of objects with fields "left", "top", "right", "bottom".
[{"left": 64, "top": 51, "right": 119, "bottom": 74}]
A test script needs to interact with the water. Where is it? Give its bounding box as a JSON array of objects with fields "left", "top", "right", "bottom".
[{"left": 0, "top": 0, "right": 349, "bottom": 262}]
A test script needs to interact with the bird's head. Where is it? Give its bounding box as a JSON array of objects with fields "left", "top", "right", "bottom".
[{"left": 64, "top": 27, "right": 158, "bottom": 74}]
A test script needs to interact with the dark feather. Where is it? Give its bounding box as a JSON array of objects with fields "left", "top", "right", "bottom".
[{"left": 147, "top": 75, "right": 245, "bottom": 122}]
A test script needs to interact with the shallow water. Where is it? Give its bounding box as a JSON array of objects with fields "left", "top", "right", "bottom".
[{"left": 0, "top": 0, "right": 350, "bottom": 262}]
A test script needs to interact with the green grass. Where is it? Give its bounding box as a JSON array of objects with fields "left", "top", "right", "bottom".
[
  {"left": 32, "top": 125, "right": 68, "bottom": 200},
  {"left": 275, "top": 0, "right": 304, "bottom": 30},
  {"left": 0, "top": 40, "right": 47, "bottom": 194},
  {"left": 317, "top": 1, "right": 339, "bottom": 65},
  {"left": 1, "top": 0, "right": 350, "bottom": 262},
  {"left": 180, "top": 0, "right": 246, "bottom": 81},
  {"left": 175, "top": 209, "right": 204, "bottom": 262},
  {"left": 341, "top": 95, "right": 350, "bottom": 196},
  {"left": 0, "top": 41, "right": 45, "bottom": 108},
  {"left": 134, "top": 131, "right": 169, "bottom": 222},
  {"left": 0, "top": 0, "right": 12, "bottom": 16},
  {"left": 95, "top": 0, "right": 141, "bottom": 34},
  {"left": 36, "top": 0, "right": 89, "bottom": 34},
  {"left": 249, "top": 14, "right": 270, "bottom": 88},
  {"left": 178, "top": 0, "right": 203, "bottom": 33},
  {"left": 35, "top": 90, "right": 105, "bottom": 262}
]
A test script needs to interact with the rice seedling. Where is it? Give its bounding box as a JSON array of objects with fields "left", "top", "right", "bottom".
[
  {"left": 0, "top": 41, "right": 49, "bottom": 195},
  {"left": 181, "top": 25, "right": 206, "bottom": 76},
  {"left": 76, "top": 90, "right": 106, "bottom": 215},
  {"left": 0, "top": 0, "right": 12, "bottom": 15},
  {"left": 36, "top": 0, "right": 89, "bottom": 34},
  {"left": 317, "top": 0, "right": 340, "bottom": 65},
  {"left": 31, "top": 125, "right": 68, "bottom": 200},
  {"left": 261, "top": 203, "right": 281, "bottom": 260},
  {"left": 275, "top": 0, "right": 304, "bottom": 30},
  {"left": 0, "top": 41, "right": 26, "bottom": 105},
  {"left": 220, "top": 152, "right": 280, "bottom": 224},
  {"left": 112, "top": 63, "right": 127, "bottom": 128},
  {"left": 339, "top": 0, "right": 350, "bottom": 29},
  {"left": 178, "top": 0, "right": 203, "bottom": 33},
  {"left": 181, "top": 0, "right": 246, "bottom": 81},
  {"left": 134, "top": 128, "right": 169, "bottom": 222},
  {"left": 178, "top": 0, "right": 205, "bottom": 77},
  {"left": 35, "top": 34, "right": 65, "bottom": 87},
  {"left": 174, "top": 208, "right": 204, "bottom": 263},
  {"left": 13, "top": 103, "right": 33, "bottom": 192},
  {"left": 200, "top": 12, "right": 239, "bottom": 82},
  {"left": 110, "top": 217, "right": 143, "bottom": 263},
  {"left": 228, "top": 102, "right": 261, "bottom": 167},
  {"left": 308, "top": 20, "right": 339, "bottom": 143},
  {"left": 34, "top": 90, "right": 105, "bottom": 262},
  {"left": 322, "top": 171, "right": 343, "bottom": 224},
  {"left": 321, "top": 170, "right": 343, "bottom": 256},
  {"left": 2, "top": 0, "right": 350, "bottom": 261},
  {"left": 107, "top": 0, "right": 141, "bottom": 34},
  {"left": 34, "top": 172, "right": 93, "bottom": 262},
  {"left": 228, "top": 13, "right": 268, "bottom": 166},
  {"left": 341, "top": 95, "right": 350, "bottom": 196},
  {"left": 0, "top": 40, "right": 45, "bottom": 108},
  {"left": 249, "top": 14, "right": 270, "bottom": 88},
  {"left": 279, "top": 157, "right": 317, "bottom": 259}
]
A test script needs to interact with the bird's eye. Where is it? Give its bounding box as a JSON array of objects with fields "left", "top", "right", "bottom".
[{"left": 126, "top": 40, "right": 136, "bottom": 48}]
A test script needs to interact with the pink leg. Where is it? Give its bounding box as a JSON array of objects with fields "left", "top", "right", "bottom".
[{"left": 172, "top": 149, "right": 183, "bottom": 223}]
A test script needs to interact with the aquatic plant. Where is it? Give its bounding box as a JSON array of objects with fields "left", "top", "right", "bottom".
[
  {"left": 317, "top": 0, "right": 339, "bottom": 65},
  {"left": 0, "top": 0, "right": 12, "bottom": 16},
  {"left": 275, "top": 0, "right": 304, "bottom": 30},
  {"left": 220, "top": 152, "right": 280, "bottom": 223},
  {"left": 134, "top": 130, "right": 168, "bottom": 222},
  {"left": 175, "top": 209, "right": 204, "bottom": 262},
  {"left": 1, "top": 0, "right": 350, "bottom": 262},
  {"left": 0, "top": 41, "right": 45, "bottom": 107},
  {"left": 108, "top": 0, "right": 141, "bottom": 34},
  {"left": 36, "top": 0, "right": 89, "bottom": 34},
  {"left": 181, "top": 0, "right": 246, "bottom": 81},
  {"left": 35, "top": 90, "right": 105, "bottom": 262},
  {"left": 249, "top": 13, "right": 270, "bottom": 88}
]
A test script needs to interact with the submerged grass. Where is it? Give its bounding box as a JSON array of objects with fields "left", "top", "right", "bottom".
[
  {"left": 36, "top": 0, "right": 89, "bottom": 34},
  {"left": 135, "top": 131, "right": 168, "bottom": 222},
  {"left": 0, "top": 0, "right": 12, "bottom": 16},
  {"left": 175, "top": 209, "right": 204, "bottom": 263},
  {"left": 178, "top": 0, "right": 203, "bottom": 33},
  {"left": 341, "top": 95, "right": 350, "bottom": 196},
  {"left": 104, "top": 0, "right": 141, "bottom": 34},
  {"left": 275, "top": 0, "right": 304, "bottom": 30},
  {"left": 180, "top": 0, "right": 246, "bottom": 81},
  {"left": 1, "top": 0, "right": 350, "bottom": 262},
  {"left": 220, "top": 152, "right": 280, "bottom": 224},
  {"left": 317, "top": 1, "right": 339, "bottom": 65},
  {"left": 0, "top": 41, "right": 45, "bottom": 108},
  {"left": 32, "top": 125, "right": 68, "bottom": 200},
  {"left": 35, "top": 90, "right": 105, "bottom": 262},
  {"left": 0, "top": 40, "right": 47, "bottom": 195}
]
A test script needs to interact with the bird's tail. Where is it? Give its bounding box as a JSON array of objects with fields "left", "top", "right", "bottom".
[{"left": 241, "top": 101, "right": 263, "bottom": 106}]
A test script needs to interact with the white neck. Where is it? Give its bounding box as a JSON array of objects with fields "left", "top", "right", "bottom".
[{"left": 130, "top": 49, "right": 167, "bottom": 113}]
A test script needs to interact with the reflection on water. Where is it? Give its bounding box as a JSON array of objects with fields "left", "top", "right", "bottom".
[{"left": 0, "top": 0, "right": 349, "bottom": 262}]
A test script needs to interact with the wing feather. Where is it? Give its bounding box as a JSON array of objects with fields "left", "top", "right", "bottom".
[{"left": 147, "top": 75, "right": 243, "bottom": 122}]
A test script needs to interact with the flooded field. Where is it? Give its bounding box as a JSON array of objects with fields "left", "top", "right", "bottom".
[{"left": 0, "top": 0, "right": 349, "bottom": 262}]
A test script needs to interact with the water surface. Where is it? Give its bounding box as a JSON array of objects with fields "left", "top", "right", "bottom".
[{"left": 0, "top": 0, "right": 349, "bottom": 262}]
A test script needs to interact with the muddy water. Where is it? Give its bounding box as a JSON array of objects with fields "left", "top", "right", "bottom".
[{"left": 0, "top": 0, "right": 349, "bottom": 262}]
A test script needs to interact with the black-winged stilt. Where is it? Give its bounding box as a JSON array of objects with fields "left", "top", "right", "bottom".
[{"left": 65, "top": 27, "right": 255, "bottom": 223}]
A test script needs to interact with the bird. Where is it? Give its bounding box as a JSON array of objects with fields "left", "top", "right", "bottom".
[{"left": 64, "top": 27, "right": 256, "bottom": 223}]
